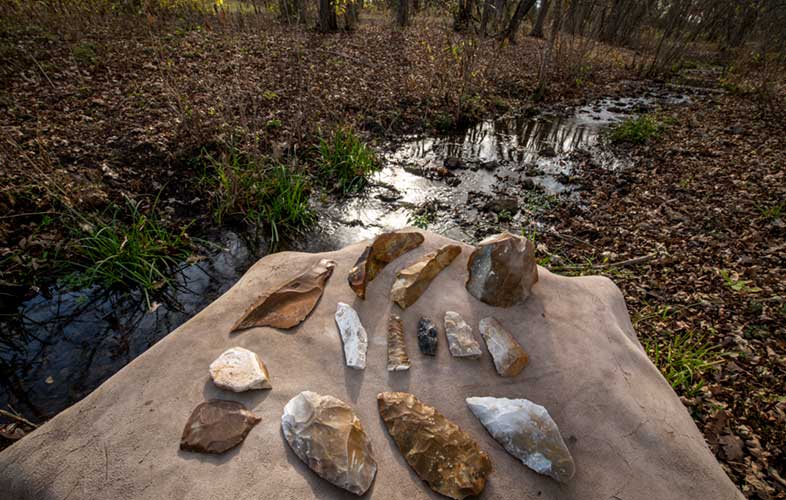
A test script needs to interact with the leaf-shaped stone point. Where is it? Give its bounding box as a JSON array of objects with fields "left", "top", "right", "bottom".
[
  {"left": 377, "top": 391, "right": 492, "bottom": 499},
  {"left": 466, "top": 397, "right": 575, "bottom": 483},
  {"left": 348, "top": 231, "right": 424, "bottom": 299},
  {"left": 180, "top": 400, "right": 261, "bottom": 454},
  {"left": 390, "top": 244, "right": 462, "bottom": 309},
  {"left": 231, "top": 258, "right": 336, "bottom": 332},
  {"left": 282, "top": 391, "right": 377, "bottom": 495}
]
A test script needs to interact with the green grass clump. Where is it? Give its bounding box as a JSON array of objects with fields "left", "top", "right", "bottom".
[
  {"left": 644, "top": 331, "right": 724, "bottom": 397},
  {"left": 72, "top": 42, "right": 98, "bottom": 66},
  {"left": 66, "top": 202, "right": 192, "bottom": 307},
  {"left": 199, "top": 150, "right": 315, "bottom": 243},
  {"left": 609, "top": 115, "right": 665, "bottom": 144},
  {"left": 316, "top": 127, "right": 380, "bottom": 194}
]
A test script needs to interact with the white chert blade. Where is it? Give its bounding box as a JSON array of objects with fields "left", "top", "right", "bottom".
[
  {"left": 444, "top": 311, "right": 482, "bottom": 358},
  {"left": 466, "top": 396, "right": 575, "bottom": 483},
  {"left": 335, "top": 302, "right": 368, "bottom": 370},
  {"left": 208, "top": 347, "right": 272, "bottom": 392}
]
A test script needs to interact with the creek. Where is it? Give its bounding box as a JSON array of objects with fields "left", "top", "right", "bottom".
[{"left": 0, "top": 86, "right": 693, "bottom": 424}]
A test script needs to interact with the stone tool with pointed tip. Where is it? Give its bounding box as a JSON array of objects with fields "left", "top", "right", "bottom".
[
  {"left": 466, "top": 396, "right": 575, "bottom": 483},
  {"left": 231, "top": 258, "right": 335, "bottom": 332},
  {"left": 282, "top": 391, "right": 377, "bottom": 495},
  {"left": 377, "top": 391, "right": 492, "bottom": 500},
  {"left": 180, "top": 400, "right": 261, "bottom": 454}
]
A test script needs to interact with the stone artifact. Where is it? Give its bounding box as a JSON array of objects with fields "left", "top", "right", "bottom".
[
  {"left": 282, "top": 391, "right": 377, "bottom": 495},
  {"left": 231, "top": 259, "right": 336, "bottom": 331},
  {"left": 209, "top": 347, "right": 272, "bottom": 392},
  {"left": 348, "top": 231, "right": 424, "bottom": 299},
  {"left": 377, "top": 392, "right": 492, "bottom": 500},
  {"left": 417, "top": 317, "right": 438, "bottom": 356},
  {"left": 180, "top": 400, "right": 261, "bottom": 454},
  {"left": 466, "top": 397, "right": 575, "bottom": 483},
  {"left": 466, "top": 232, "right": 538, "bottom": 307},
  {"left": 390, "top": 244, "right": 462, "bottom": 309},
  {"left": 334, "top": 302, "right": 368, "bottom": 370},
  {"left": 479, "top": 317, "right": 529, "bottom": 377},
  {"left": 444, "top": 311, "right": 482, "bottom": 358},
  {"left": 387, "top": 315, "right": 411, "bottom": 371}
]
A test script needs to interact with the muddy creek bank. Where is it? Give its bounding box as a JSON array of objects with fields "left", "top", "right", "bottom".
[{"left": 0, "top": 86, "right": 693, "bottom": 425}]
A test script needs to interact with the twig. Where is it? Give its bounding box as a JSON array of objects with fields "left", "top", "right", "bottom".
[
  {"left": 30, "top": 54, "right": 55, "bottom": 90},
  {"left": 0, "top": 211, "right": 58, "bottom": 220},
  {"left": 552, "top": 252, "right": 658, "bottom": 271},
  {"left": 0, "top": 409, "right": 38, "bottom": 429},
  {"left": 546, "top": 230, "right": 597, "bottom": 249}
]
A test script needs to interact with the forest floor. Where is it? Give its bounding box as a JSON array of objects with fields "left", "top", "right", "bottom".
[
  {"left": 539, "top": 92, "right": 786, "bottom": 498},
  {"left": 1, "top": 10, "right": 785, "bottom": 498}
]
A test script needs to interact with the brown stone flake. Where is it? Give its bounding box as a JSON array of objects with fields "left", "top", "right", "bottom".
[
  {"left": 348, "top": 231, "right": 424, "bottom": 299},
  {"left": 479, "top": 317, "right": 529, "bottom": 377},
  {"left": 231, "top": 258, "right": 336, "bottom": 331},
  {"left": 377, "top": 391, "right": 492, "bottom": 499},
  {"left": 390, "top": 244, "right": 462, "bottom": 309},
  {"left": 180, "top": 400, "right": 261, "bottom": 454},
  {"left": 466, "top": 232, "right": 538, "bottom": 307}
]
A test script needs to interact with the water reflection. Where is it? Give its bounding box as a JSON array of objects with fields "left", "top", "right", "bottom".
[{"left": 0, "top": 91, "right": 690, "bottom": 424}]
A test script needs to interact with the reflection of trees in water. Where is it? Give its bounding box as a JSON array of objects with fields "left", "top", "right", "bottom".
[
  {"left": 430, "top": 116, "right": 594, "bottom": 164},
  {"left": 0, "top": 240, "right": 258, "bottom": 422}
]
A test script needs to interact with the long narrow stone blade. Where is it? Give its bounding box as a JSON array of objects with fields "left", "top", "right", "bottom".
[
  {"left": 387, "top": 315, "right": 411, "bottom": 371},
  {"left": 390, "top": 244, "right": 462, "bottom": 309}
]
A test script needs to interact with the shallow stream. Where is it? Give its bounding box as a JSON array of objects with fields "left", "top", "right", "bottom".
[{"left": 0, "top": 86, "right": 693, "bottom": 424}]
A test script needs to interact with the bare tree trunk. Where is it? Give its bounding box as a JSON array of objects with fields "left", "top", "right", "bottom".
[
  {"left": 529, "top": 0, "right": 549, "bottom": 37},
  {"left": 500, "top": 0, "right": 537, "bottom": 43},
  {"left": 345, "top": 0, "right": 359, "bottom": 30},
  {"left": 454, "top": 0, "right": 474, "bottom": 31},
  {"left": 480, "top": 0, "right": 495, "bottom": 35},
  {"left": 397, "top": 0, "right": 409, "bottom": 26},
  {"left": 318, "top": 0, "right": 337, "bottom": 31}
]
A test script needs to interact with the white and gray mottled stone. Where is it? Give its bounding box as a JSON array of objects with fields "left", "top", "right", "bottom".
[
  {"left": 335, "top": 302, "right": 368, "bottom": 370},
  {"left": 208, "top": 347, "right": 272, "bottom": 392},
  {"left": 466, "top": 396, "right": 575, "bottom": 483},
  {"left": 444, "top": 311, "right": 482, "bottom": 358},
  {"left": 282, "top": 391, "right": 377, "bottom": 495}
]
